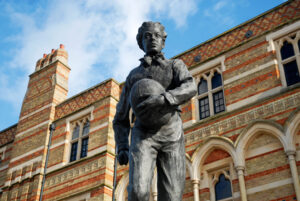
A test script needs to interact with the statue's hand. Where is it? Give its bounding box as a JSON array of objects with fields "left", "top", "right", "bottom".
[
  {"left": 136, "top": 94, "right": 165, "bottom": 113},
  {"left": 118, "top": 150, "right": 129, "bottom": 165}
]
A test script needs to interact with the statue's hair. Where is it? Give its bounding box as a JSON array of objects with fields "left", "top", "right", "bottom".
[{"left": 136, "top": 21, "right": 167, "bottom": 51}]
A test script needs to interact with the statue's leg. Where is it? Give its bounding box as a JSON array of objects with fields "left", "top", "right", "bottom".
[
  {"left": 128, "top": 134, "right": 157, "bottom": 201},
  {"left": 156, "top": 135, "right": 186, "bottom": 201}
]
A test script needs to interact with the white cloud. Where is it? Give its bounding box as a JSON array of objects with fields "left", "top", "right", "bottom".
[
  {"left": 1, "top": 0, "right": 197, "bottom": 111},
  {"left": 203, "top": 0, "right": 236, "bottom": 26},
  {"left": 213, "top": 0, "right": 227, "bottom": 11}
]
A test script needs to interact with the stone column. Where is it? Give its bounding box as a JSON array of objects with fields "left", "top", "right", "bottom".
[
  {"left": 152, "top": 192, "right": 158, "bottom": 201},
  {"left": 236, "top": 166, "right": 247, "bottom": 201},
  {"left": 286, "top": 151, "right": 300, "bottom": 200},
  {"left": 192, "top": 179, "right": 200, "bottom": 201}
]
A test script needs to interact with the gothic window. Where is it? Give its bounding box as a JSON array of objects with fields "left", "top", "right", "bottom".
[
  {"left": 206, "top": 168, "right": 233, "bottom": 201},
  {"left": 196, "top": 69, "right": 225, "bottom": 120},
  {"left": 276, "top": 30, "right": 300, "bottom": 86},
  {"left": 215, "top": 174, "right": 232, "bottom": 200},
  {"left": 70, "top": 118, "right": 90, "bottom": 162}
]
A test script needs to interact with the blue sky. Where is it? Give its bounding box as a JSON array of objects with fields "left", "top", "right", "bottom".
[{"left": 0, "top": 0, "right": 287, "bottom": 130}]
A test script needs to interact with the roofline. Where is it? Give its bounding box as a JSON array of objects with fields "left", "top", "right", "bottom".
[
  {"left": 0, "top": 123, "right": 17, "bottom": 134},
  {"left": 172, "top": 0, "right": 290, "bottom": 59}
]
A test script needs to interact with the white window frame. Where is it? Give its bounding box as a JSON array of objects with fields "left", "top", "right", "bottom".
[
  {"left": 191, "top": 56, "right": 226, "bottom": 121},
  {"left": 195, "top": 67, "right": 226, "bottom": 121},
  {"left": 266, "top": 21, "right": 300, "bottom": 87},
  {"left": 274, "top": 29, "right": 300, "bottom": 87},
  {"left": 69, "top": 116, "right": 90, "bottom": 162},
  {"left": 203, "top": 163, "right": 234, "bottom": 201},
  {"left": 65, "top": 106, "right": 94, "bottom": 164},
  {"left": 210, "top": 169, "right": 234, "bottom": 201}
]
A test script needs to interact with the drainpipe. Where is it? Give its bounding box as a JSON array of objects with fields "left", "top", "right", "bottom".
[
  {"left": 112, "top": 147, "right": 118, "bottom": 201},
  {"left": 40, "top": 123, "right": 56, "bottom": 201}
]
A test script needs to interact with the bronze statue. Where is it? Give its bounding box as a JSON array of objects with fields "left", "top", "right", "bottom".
[{"left": 113, "top": 21, "right": 197, "bottom": 201}]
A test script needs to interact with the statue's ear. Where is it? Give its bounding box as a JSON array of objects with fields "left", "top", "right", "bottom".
[{"left": 162, "top": 40, "right": 166, "bottom": 49}]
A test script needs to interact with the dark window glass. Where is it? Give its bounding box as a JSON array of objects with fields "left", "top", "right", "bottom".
[
  {"left": 70, "top": 142, "right": 78, "bottom": 162},
  {"left": 213, "top": 91, "right": 225, "bottom": 114},
  {"left": 212, "top": 72, "right": 222, "bottom": 89},
  {"left": 283, "top": 60, "right": 300, "bottom": 86},
  {"left": 198, "top": 78, "right": 208, "bottom": 95},
  {"left": 298, "top": 39, "right": 300, "bottom": 52},
  {"left": 215, "top": 174, "right": 232, "bottom": 200},
  {"left": 83, "top": 121, "right": 90, "bottom": 136},
  {"left": 280, "top": 41, "right": 295, "bottom": 60},
  {"left": 199, "top": 97, "right": 210, "bottom": 119},
  {"left": 72, "top": 125, "right": 80, "bottom": 140},
  {"left": 80, "top": 138, "right": 89, "bottom": 158}
]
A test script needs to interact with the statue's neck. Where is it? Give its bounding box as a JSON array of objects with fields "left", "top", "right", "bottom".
[{"left": 145, "top": 52, "right": 163, "bottom": 57}]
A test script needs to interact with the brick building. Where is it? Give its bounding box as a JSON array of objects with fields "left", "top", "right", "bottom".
[{"left": 0, "top": 0, "right": 300, "bottom": 200}]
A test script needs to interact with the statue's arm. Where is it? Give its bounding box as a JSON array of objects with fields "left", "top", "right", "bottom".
[
  {"left": 163, "top": 59, "right": 197, "bottom": 106},
  {"left": 113, "top": 80, "right": 131, "bottom": 154}
]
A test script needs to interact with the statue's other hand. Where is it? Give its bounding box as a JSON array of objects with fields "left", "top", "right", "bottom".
[
  {"left": 118, "top": 150, "right": 129, "bottom": 165},
  {"left": 136, "top": 95, "right": 165, "bottom": 113}
]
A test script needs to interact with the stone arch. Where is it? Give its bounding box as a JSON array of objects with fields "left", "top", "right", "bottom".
[
  {"left": 236, "top": 120, "right": 288, "bottom": 167},
  {"left": 115, "top": 171, "right": 129, "bottom": 201},
  {"left": 191, "top": 136, "right": 238, "bottom": 180},
  {"left": 185, "top": 153, "right": 193, "bottom": 180},
  {"left": 284, "top": 108, "right": 300, "bottom": 152}
]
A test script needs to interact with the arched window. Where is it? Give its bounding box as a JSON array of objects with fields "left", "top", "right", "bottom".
[
  {"left": 212, "top": 72, "right": 222, "bottom": 89},
  {"left": 198, "top": 78, "right": 208, "bottom": 94},
  {"left": 280, "top": 41, "right": 294, "bottom": 60},
  {"left": 198, "top": 78, "right": 210, "bottom": 119},
  {"left": 70, "top": 118, "right": 90, "bottom": 162},
  {"left": 212, "top": 72, "right": 225, "bottom": 114},
  {"left": 276, "top": 32, "right": 300, "bottom": 87},
  {"left": 215, "top": 174, "right": 232, "bottom": 200},
  {"left": 196, "top": 69, "right": 226, "bottom": 120}
]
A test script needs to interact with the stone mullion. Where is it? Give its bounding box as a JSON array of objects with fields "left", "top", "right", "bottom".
[
  {"left": 293, "top": 35, "right": 300, "bottom": 75},
  {"left": 207, "top": 73, "right": 214, "bottom": 117},
  {"left": 76, "top": 122, "right": 83, "bottom": 160},
  {"left": 286, "top": 151, "right": 300, "bottom": 201},
  {"left": 192, "top": 179, "right": 200, "bottom": 201},
  {"left": 235, "top": 166, "right": 248, "bottom": 201}
]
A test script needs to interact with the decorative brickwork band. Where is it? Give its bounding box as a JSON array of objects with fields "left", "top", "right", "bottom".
[{"left": 176, "top": 0, "right": 300, "bottom": 69}]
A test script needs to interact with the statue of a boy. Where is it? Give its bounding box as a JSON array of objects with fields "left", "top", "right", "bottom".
[{"left": 113, "top": 21, "right": 197, "bottom": 201}]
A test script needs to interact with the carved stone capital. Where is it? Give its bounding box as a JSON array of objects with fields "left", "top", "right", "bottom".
[
  {"left": 285, "top": 150, "right": 296, "bottom": 156},
  {"left": 192, "top": 179, "right": 200, "bottom": 185}
]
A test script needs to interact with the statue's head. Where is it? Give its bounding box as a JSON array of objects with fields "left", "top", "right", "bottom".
[{"left": 136, "top": 21, "right": 167, "bottom": 55}]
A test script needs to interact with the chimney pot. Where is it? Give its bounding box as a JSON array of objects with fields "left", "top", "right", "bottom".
[
  {"left": 60, "top": 44, "right": 64, "bottom": 49},
  {"left": 43, "top": 54, "right": 47, "bottom": 58},
  {"left": 51, "top": 49, "right": 55, "bottom": 53}
]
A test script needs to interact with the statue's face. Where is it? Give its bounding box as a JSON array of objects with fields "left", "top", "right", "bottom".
[{"left": 142, "top": 25, "right": 164, "bottom": 55}]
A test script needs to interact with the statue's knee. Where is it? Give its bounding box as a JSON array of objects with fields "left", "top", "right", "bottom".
[{"left": 129, "top": 185, "right": 149, "bottom": 201}]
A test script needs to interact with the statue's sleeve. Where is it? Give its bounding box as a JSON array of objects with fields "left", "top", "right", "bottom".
[
  {"left": 163, "top": 59, "right": 197, "bottom": 106},
  {"left": 113, "top": 78, "right": 131, "bottom": 153}
]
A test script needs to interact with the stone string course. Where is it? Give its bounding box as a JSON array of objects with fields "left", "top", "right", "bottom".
[{"left": 45, "top": 157, "right": 105, "bottom": 188}]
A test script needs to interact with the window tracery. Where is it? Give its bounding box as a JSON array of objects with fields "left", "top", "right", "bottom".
[{"left": 70, "top": 117, "right": 90, "bottom": 162}]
